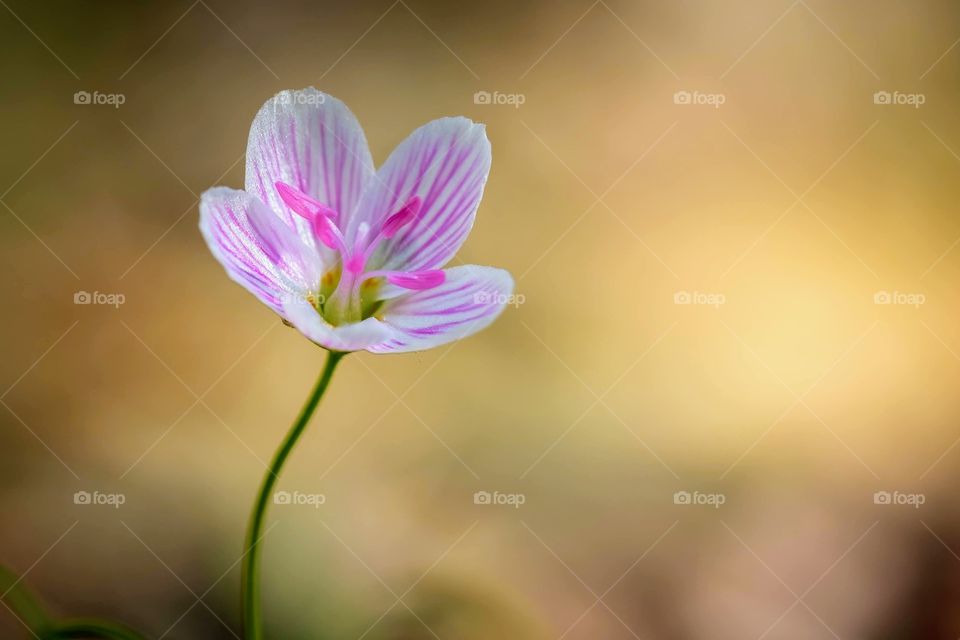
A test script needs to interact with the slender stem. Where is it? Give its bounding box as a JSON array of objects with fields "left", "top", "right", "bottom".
[
  {"left": 241, "top": 350, "right": 345, "bottom": 640},
  {"left": 43, "top": 619, "right": 147, "bottom": 640},
  {"left": 0, "top": 565, "right": 53, "bottom": 632},
  {"left": 0, "top": 566, "right": 147, "bottom": 640}
]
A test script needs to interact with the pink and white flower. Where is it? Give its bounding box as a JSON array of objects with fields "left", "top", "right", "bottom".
[{"left": 200, "top": 88, "right": 514, "bottom": 353}]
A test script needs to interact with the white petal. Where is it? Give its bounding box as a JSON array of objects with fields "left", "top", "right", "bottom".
[
  {"left": 246, "top": 88, "right": 375, "bottom": 257},
  {"left": 370, "top": 265, "right": 514, "bottom": 353},
  {"left": 351, "top": 117, "right": 491, "bottom": 272},
  {"left": 200, "top": 187, "right": 321, "bottom": 314},
  {"left": 283, "top": 298, "right": 394, "bottom": 352}
]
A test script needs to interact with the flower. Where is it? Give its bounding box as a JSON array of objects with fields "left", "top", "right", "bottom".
[{"left": 200, "top": 88, "right": 514, "bottom": 353}]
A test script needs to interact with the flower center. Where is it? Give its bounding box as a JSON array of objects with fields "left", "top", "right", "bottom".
[{"left": 276, "top": 182, "right": 445, "bottom": 325}]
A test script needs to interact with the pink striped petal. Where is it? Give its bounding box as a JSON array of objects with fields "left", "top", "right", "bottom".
[
  {"left": 368, "top": 265, "right": 514, "bottom": 353},
  {"left": 283, "top": 298, "right": 394, "bottom": 352},
  {"left": 384, "top": 269, "right": 445, "bottom": 290},
  {"left": 350, "top": 117, "right": 491, "bottom": 272},
  {"left": 246, "top": 88, "right": 374, "bottom": 254},
  {"left": 200, "top": 187, "right": 323, "bottom": 314}
]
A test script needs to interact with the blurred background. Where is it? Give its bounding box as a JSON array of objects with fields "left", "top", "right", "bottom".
[{"left": 2, "top": 0, "right": 960, "bottom": 638}]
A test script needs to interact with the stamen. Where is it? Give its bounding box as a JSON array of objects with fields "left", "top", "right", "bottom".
[
  {"left": 312, "top": 214, "right": 349, "bottom": 255},
  {"left": 275, "top": 181, "right": 337, "bottom": 221},
  {"left": 275, "top": 181, "right": 347, "bottom": 254},
  {"left": 361, "top": 269, "right": 445, "bottom": 290},
  {"left": 280, "top": 187, "right": 438, "bottom": 326},
  {"left": 380, "top": 196, "right": 422, "bottom": 239}
]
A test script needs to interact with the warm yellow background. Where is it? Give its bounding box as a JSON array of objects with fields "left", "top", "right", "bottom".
[{"left": 2, "top": 1, "right": 959, "bottom": 638}]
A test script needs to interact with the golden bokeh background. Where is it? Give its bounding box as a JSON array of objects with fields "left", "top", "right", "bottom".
[{"left": 2, "top": 1, "right": 960, "bottom": 638}]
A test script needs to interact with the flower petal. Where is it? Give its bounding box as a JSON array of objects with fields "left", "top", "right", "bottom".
[
  {"left": 351, "top": 117, "right": 491, "bottom": 272},
  {"left": 369, "top": 265, "right": 514, "bottom": 353},
  {"left": 200, "top": 187, "right": 322, "bottom": 314},
  {"left": 246, "top": 88, "right": 375, "bottom": 251},
  {"left": 283, "top": 298, "right": 394, "bottom": 352}
]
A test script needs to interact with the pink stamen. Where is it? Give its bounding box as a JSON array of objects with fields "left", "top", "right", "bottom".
[
  {"left": 275, "top": 183, "right": 442, "bottom": 319},
  {"left": 312, "top": 214, "right": 348, "bottom": 254},
  {"left": 348, "top": 196, "right": 423, "bottom": 273},
  {"left": 275, "top": 181, "right": 338, "bottom": 221},
  {"left": 275, "top": 181, "right": 348, "bottom": 254},
  {"left": 361, "top": 269, "right": 446, "bottom": 290},
  {"left": 380, "top": 196, "right": 422, "bottom": 239}
]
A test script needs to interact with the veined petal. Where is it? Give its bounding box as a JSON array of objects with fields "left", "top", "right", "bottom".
[
  {"left": 199, "top": 187, "right": 322, "bottom": 314},
  {"left": 246, "top": 88, "right": 375, "bottom": 253},
  {"left": 369, "top": 265, "right": 513, "bottom": 354},
  {"left": 351, "top": 117, "right": 491, "bottom": 272},
  {"left": 283, "top": 298, "right": 394, "bottom": 352}
]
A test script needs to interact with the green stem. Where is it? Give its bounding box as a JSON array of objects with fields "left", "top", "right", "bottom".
[
  {"left": 241, "top": 350, "right": 345, "bottom": 640},
  {"left": 0, "top": 565, "right": 53, "bottom": 632},
  {"left": 44, "top": 619, "right": 147, "bottom": 639},
  {"left": 0, "top": 566, "right": 148, "bottom": 639}
]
